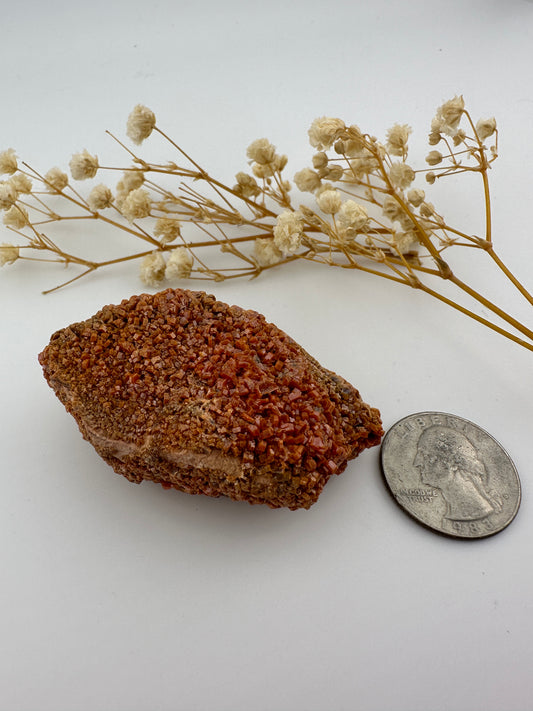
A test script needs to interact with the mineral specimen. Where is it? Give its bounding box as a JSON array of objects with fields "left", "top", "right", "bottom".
[{"left": 39, "top": 289, "right": 383, "bottom": 509}]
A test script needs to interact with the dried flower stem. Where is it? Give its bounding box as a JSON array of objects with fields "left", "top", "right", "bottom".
[{"left": 1, "top": 98, "right": 532, "bottom": 351}]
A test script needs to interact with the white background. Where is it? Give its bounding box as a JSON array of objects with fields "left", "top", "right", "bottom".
[{"left": 2, "top": 1, "right": 533, "bottom": 710}]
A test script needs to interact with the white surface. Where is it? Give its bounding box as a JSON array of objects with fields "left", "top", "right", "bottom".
[{"left": 2, "top": 1, "right": 533, "bottom": 710}]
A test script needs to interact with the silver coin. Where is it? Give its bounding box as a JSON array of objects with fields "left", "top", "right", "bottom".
[{"left": 380, "top": 412, "right": 521, "bottom": 539}]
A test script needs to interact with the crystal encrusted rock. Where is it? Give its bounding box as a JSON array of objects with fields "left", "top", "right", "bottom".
[{"left": 39, "top": 289, "right": 383, "bottom": 509}]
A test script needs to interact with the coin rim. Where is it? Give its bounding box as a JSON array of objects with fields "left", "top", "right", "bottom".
[{"left": 379, "top": 411, "right": 522, "bottom": 540}]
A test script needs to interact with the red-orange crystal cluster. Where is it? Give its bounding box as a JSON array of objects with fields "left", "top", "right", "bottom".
[{"left": 39, "top": 289, "right": 383, "bottom": 509}]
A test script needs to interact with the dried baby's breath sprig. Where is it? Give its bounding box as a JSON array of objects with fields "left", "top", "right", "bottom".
[{"left": 3, "top": 98, "right": 533, "bottom": 353}]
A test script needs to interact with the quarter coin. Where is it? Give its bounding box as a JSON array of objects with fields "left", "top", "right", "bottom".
[{"left": 380, "top": 412, "right": 521, "bottom": 539}]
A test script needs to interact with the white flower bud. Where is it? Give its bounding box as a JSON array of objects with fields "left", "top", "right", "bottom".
[
  {"left": 308, "top": 117, "right": 345, "bottom": 150},
  {"left": 9, "top": 173, "right": 32, "bottom": 193},
  {"left": 0, "top": 182, "right": 18, "bottom": 209},
  {"left": 294, "top": 167, "right": 321, "bottom": 193},
  {"left": 382, "top": 196, "right": 403, "bottom": 222},
  {"left": 475, "top": 117, "right": 497, "bottom": 141},
  {"left": 45, "top": 167, "right": 68, "bottom": 193},
  {"left": 88, "top": 184, "right": 113, "bottom": 211},
  {"left": 388, "top": 162, "right": 415, "bottom": 189},
  {"left": 0, "top": 149, "right": 18, "bottom": 175},
  {"left": 425, "top": 150, "right": 443, "bottom": 166},
  {"left": 407, "top": 188, "right": 425, "bottom": 207},
  {"left": 139, "top": 252, "right": 166, "bottom": 287},
  {"left": 126, "top": 104, "right": 156, "bottom": 145},
  {"left": 338, "top": 200, "right": 368, "bottom": 231},
  {"left": 312, "top": 152, "right": 328, "bottom": 169},
  {"left": 69, "top": 150, "right": 99, "bottom": 180},
  {"left": 165, "top": 247, "right": 193, "bottom": 279},
  {"left": 3, "top": 205, "right": 29, "bottom": 229},
  {"left": 316, "top": 189, "right": 342, "bottom": 215},
  {"left": 386, "top": 124, "right": 411, "bottom": 156},
  {"left": 419, "top": 201, "right": 435, "bottom": 218},
  {"left": 121, "top": 187, "right": 152, "bottom": 222},
  {"left": 254, "top": 237, "right": 282, "bottom": 267},
  {"left": 154, "top": 217, "right": 181, "bottom": 244},
  {"left": 246, "top": 138, "right": 276, "bottom": 165},
  {"left": 273, "top": 210, "right": 304, "bottom": 256},
  {"left": 436, "top": 95, "right": 465, "bottom": 133},
  {"left": 0, "top": 243, "right": 20, "bottom": 265}
]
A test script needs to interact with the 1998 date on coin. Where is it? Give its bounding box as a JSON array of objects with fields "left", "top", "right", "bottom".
[{"left": 380, "top": 412, "right": 521, "bottom": 539}]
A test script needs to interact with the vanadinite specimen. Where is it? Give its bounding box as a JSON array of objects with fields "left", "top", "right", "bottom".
[{"left": 39, "top": 289, "right": 383, "bottom": 509}]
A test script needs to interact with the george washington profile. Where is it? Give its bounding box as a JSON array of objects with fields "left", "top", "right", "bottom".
[{"left": 414, "top": 425, "right": 503, "bottom": 521}]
